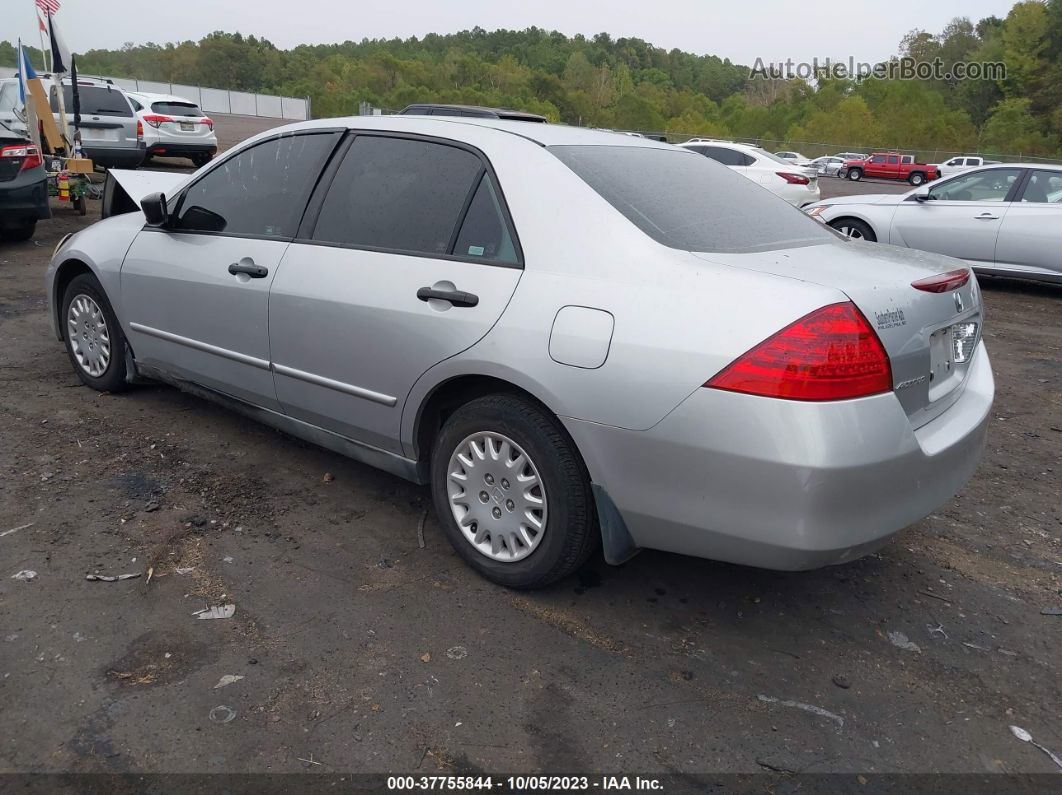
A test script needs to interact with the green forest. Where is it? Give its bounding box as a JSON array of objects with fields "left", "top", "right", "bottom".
[{"left": 4, "top": 0, "right": 1061, "bottom": 158}]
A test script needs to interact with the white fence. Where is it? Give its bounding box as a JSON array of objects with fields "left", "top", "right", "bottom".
[{"left": 0, "top": 66, "right": 310, "bottom": 120}]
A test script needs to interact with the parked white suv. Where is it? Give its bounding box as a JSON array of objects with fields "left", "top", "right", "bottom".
[
  {"left": 128, "top": 92, "right": 217, "bottom": 167},
  {"left": 679, "top": 140, "right": 820, "bottom": 207}
]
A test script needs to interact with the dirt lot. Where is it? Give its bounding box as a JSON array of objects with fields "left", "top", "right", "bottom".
[{"left": 1, "top": 115, "right": 1060, "bottom": 780}]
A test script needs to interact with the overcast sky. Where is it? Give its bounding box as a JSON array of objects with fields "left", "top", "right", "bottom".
[{"left": 17, "top": 0, "right": 1018, "bottom": 67}]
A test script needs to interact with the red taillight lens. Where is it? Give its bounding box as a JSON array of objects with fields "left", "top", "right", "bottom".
[
  {"left": 705, "top": 302, "right": 892, "bottom": 401},
  {"left": 776, "top": 171, "right": 810, "bottom": 185},
  {"left": 201, "top": 117, "right": 214, "bottom": 131},
  {"left": 0, "top": 144, "right": 43, "bottom": 170},
  {"left": 136, "top": 120, "right": 144, "bottom": 139},
  {"left": 911, "top": 269, "right": 970, "bottom": 293},
  {"left": 142, "top": 114, "right": 173, "bottom": 128}
]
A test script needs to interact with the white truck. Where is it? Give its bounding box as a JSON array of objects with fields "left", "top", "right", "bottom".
[{"left": 936, "top": 155, "right": 1000, "bottom": 178}]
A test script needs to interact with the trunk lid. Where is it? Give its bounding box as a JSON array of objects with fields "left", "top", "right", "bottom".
[{"left": 693, "top": 241, "right": 983, "bottom": 427}]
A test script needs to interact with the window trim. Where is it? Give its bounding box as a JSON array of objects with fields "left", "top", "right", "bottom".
[
  {"left": 151, "top": 128, "right": 346, "bottom": 241},
  {"left": 925, "top": 166, "right": 1028, "bottom": 203},
  {"left": 294, "top": 130, "right": 524, "bottom": 270}
]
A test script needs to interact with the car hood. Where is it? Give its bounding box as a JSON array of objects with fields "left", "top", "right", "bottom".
[{"left": 807, "top": 193, "right": 901, "bottom": 208}]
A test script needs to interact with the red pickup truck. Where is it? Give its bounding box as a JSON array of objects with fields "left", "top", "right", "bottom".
[{"left": 840, "top": 152, "right": 940, "bottom": 186}]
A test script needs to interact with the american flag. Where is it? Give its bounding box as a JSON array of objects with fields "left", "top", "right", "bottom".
[{"left": 36, "top": 0, "right": 61, "bottom": 14}]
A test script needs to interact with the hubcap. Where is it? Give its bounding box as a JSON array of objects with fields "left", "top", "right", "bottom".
[
  {"left": 839, "top": 225, "right": 864, "bottom": 239},
  {"left": 446, "top": 431, "right": 547, "bottom": 563},
  {"left": 67, "top": 294, "right": 111, "bottom": 377}
]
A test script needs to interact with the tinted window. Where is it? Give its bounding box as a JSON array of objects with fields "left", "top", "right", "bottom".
[
  {"left": 700, "top": 146, "right": 745, "bottom": 166},
  {"left": 312, "top": 136, "right": 484, "bottom": 255},
  {"left": 175, "top": 133, "right": 337, "bottom": 237},
  {"left": 50, "top": 86, "right": 133, "bottom": 117},
  {"left": 929, "top": 168, "right": 1022, "bottom": 202},
  {"left": 901, "top": 156, "right": 914, "bottom": 164},
  {"left": 152, "top": 101, "right": 203, "bottom": 117},
  {"left": 550, "top": 145, "right": 834, "bottom": 253},
  {"left": 871, "top": 155, "right": 886, "bottom": 164},
  {"left": 888, "top": 156, "right": 899, "bottom": 164},
  {"left": 452, "top": 174, "right": 518, "bottom": 264},
  {"left": 1020, "top": 170, "right": 1062, "bottom": 203}
]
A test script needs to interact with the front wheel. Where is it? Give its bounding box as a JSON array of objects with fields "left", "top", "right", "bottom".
[
  {"left": 61, "top": 273, "right": 129, "bottom": 392},
  {"left": 430, "top": 394, "right": 598, "bottom": 589},
  {"left": 829, "top": 218, "right": 877, "bottom": 242},
  {"left": 847, "top": 168, "right": 863, "bottom": 181}
]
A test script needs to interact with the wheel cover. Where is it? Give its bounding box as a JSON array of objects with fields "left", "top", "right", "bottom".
[
  {"left": 446, "top": 431, "right": 547, "bottom": 563},
  {"left": 67, "top": 294, "right": 111, "bottom": 377},
  {"left": 838, "top": 225, "right": 865, "bottom": 239}
]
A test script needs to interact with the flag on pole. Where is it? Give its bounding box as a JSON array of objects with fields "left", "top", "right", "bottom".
[
  {"left": 36, "top": 0, "right": 61, "bottom": 14},
  {"left": 17, "top": 40, "right": 39, "bottom": 104},
  {"left": 48, "top": 12, "right": 72, "bottom": 73}
]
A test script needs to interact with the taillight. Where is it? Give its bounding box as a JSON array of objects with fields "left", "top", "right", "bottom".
[
  {"left": 776, "top": 171, "right": 810, "bottom": 185},
  {"left": 705, "top": 302, "right": 892, "bottom": 401},
  {"left": 136, "top": 120, "right": 144, "bottom": 139},
  {"left": 0, "top": 144, "right": 43, "bottom": 170},
  {"left": 911, "top": 269, "right": 970, "bottom": 293},
  {"left": 142, "top": 114, "right": 173, "bottom": 128},
  {"left": 201, "top": 117, "right": 214, "bottom": 131}
]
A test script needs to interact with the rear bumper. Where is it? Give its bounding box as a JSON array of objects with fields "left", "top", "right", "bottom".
[
  {"left": 147, "top": 142, "right": 217, "bottom": 158},
  {"left": 85, "top": 145, "right": 145, "bottom": 169},
  {"left": 0, "top": 173, "right": 51, "bottom": 227},
  {"left": 566, "top": 343, "right": 993, "bottom": 570}
]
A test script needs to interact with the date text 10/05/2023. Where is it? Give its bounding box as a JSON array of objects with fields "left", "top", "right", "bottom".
[{"left": 386, "top": 776, "right": 664, "bottom": 791}]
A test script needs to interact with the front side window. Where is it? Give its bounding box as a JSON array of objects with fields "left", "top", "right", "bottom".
[
  {"left": 871, "top": 155, "right": 886, "bottom": 164},
  {"left": 1019, "top": 170, "right": 1062, "bottom": 203},
  {"left": 312, "top": 135, "right": 487, "bottom": 257},
  {"left": 929, "top": 168, "right": 1023, "bottom": 202},
  {"left": 550, "top": 145, "right": 834, "bottom": 254},
  {"left": 947, "top": 158, "right": 962, "bottom": 166},
  {"left": 174, "top": 132, "right": 338, "bottom": 237}
]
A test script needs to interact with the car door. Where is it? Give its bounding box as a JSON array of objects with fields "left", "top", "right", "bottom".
[
  {"left": 993, "top": 169, "right": 1062, "bottom": 276},
  {"left": 267, "top": 133, "right": 523, "bottom": 453},
  {"left": 889, "top": 167, "right": 1024, "bottom": 263},
  {"left": 121, "top": 130, "right": 341, "bottom": 409},
  {"left": 864, "top": 154, "right": 887, "bottom": 178}
]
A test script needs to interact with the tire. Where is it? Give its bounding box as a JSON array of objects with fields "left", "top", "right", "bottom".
[
  {"left": 191, "top": 153, "right": 213, "bottom": 168},
  {"left": 829, "top": 218, "right": 877, "bottom": 242},
  {"left": 61, "top": 273, "right": 129, "bottom": 392},
  {"left": 908, "top": 172, "right": 926, "bottom": 186},
  {"left": 0, "top": 222, "right": 35, "bottom": 242},
  {"left": 74, "top": 195, "right": 87, "bottom": 216},
  {"left": 847, "top": 168, "right": 863, "bottom": 181},
  {"left": 430, "top": 394, "right": 598, "bottom": 589}
]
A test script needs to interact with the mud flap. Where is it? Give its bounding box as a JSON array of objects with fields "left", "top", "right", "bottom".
[{"left": 592, "top": 484, "right": 640, "bottom": 565}]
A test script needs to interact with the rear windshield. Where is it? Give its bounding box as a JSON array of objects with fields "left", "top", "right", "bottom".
[
  {"left": 549, "top": 145, "right": 834, "bottom": 253},
  {"left": 50, "top": 86, "right": 133, "bottom": 117},
  {"left": 151, "top": 101, "right": 203, "bottom": 117}
]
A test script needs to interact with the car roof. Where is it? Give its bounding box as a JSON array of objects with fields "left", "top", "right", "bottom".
[
  {"left": 679, "top": 140, "right": 759, "bottom": 153},
  {"left": 401, "top": 103, "right": 546, "bottom": 121},
  {"left": 278, "top": 115, "right": 677, "bottom": 149}
]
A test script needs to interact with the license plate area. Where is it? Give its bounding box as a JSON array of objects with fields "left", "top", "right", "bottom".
[
  {"left": 180, "top": 122, "right": 195, "bottom": 131},
  {"left": 928, "top": 317, "right": 980, "bottom": 402}
]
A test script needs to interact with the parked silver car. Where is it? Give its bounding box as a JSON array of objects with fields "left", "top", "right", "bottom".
[
  {"left": 46, "top": 117, "right": 993, "bottom": 588},
  {"left": 49, "top": 77, "right": 145, "bottom": 169},
  {"left": 808, "top": 156, "right": 846, "bottom": 177},
  {"left": 805, "top": 164, "right": 1062, "bottom": 284}
]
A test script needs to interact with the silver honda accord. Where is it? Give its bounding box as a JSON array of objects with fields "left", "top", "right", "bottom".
[{"left": 46, "top": 116, "right": 994, "bottom": 588}]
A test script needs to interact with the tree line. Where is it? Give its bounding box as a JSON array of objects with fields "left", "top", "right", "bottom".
[{"left": 3, "top": 0, "right": 1060, "bottom": 158}]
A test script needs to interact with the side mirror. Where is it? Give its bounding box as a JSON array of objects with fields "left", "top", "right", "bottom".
[
  {"left": 913, "top": 187, "right": 931, "bottom": 203},
  {"left": 141, "top": 192, "right": 169, "bottom": 227}
]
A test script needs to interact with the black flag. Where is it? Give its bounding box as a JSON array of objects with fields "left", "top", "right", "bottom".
[
  {"left": 48, "top": 12, "right": 72, "bottom": 73},
  {"left": 70, "top": 55, "right": 81, "bottom": 133}
]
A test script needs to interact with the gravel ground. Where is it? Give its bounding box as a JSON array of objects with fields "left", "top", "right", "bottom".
[{"left": 0, "top": 115, "right": 1060, "bottom": 779}]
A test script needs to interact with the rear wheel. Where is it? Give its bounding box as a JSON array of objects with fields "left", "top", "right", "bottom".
[
  {"left": 847, "top": 168, "right": 863, "bottom": 181},
  {"left": 830, "top": 218, "right": 876, "bottom": 242},
  {"left": 61, "top": 273, "right": 128, "bottom": 392},
  {"left": 908, "top": 172, "right": 926, "bottom": 186},
  {"left": 191, "top": 153, "right": 213, "bottom": 168},
  {"left": 430, "top": 394, "right": 597, "bottom": 589},
  {"left": 0, "top": 222, "right": 35, "bottom": 242}
]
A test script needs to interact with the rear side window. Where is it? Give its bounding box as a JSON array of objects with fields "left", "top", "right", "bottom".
[
  {"left": 550, "top": 145, "right": 834, "bottom": 253},
  {"left": 452, "top": 175, "right": 518, "bottom": 263},
  {"left": 174, "top": 132, "right": 338, "bottom": 237},
  {"left": 50, "top": 86, "right": 133, "bottom": 117},
  {"left": 700, "top": 146, "right": 746, "bottom": 167},
  {"left": 312, "top": 136, "right": 486, "bottom": 257},
  {"left": 151, "top": 102, "right": 202, "bottom": 117}
]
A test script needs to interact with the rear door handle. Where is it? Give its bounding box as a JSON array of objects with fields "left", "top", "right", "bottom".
[
  {"left": 228, "top": 260, "right": 268, "bottom": 278},
  {"left": 417, "top": 287, "right": 479, "bottom": 307},
  {"left": 975, "top": 213, "right": 1000, "bottom": 220}
]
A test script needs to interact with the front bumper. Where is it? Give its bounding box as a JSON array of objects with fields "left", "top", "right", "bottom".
[{"left": 566, "top": 343, "right": 993, "bottom": 570}]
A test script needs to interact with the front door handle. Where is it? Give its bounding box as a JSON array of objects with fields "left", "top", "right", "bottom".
[
  {"left": 417, "top": 286, "right": 479, "bottom": 307},
  {"left": 228, "top": 260, "right": 268, "bottom": 278},
  {"left": 974, "top": 213, "right": 1000, "bottom": 220}
]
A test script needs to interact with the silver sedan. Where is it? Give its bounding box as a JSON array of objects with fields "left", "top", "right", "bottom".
[
  {"left": 804, "top": 164, "right": 1062, "bottom": 284},
  {"left": 46, "top": 116, "right": 993, "bottom": 588}
]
